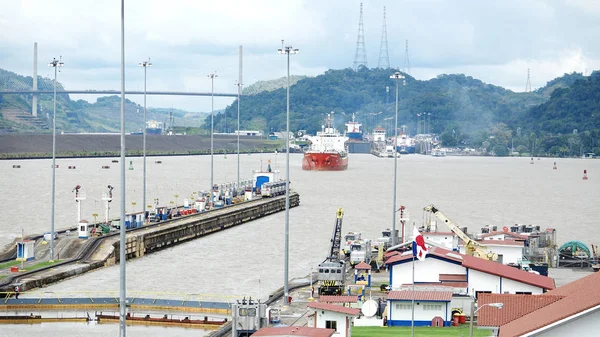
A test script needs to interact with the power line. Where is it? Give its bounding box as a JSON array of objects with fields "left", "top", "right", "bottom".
[
  {"left": 377, "top": 6, "right": 390, "bottom": 69},
  {"left": 353, "top": 2, "right": 368, "bottom": 70}
]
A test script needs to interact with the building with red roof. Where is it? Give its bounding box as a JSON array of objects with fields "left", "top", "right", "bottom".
[
  {"left": 307, "top": 302, "right": 360, "bottom": 337},
  {"left": 385, "top": 246, "right": 555, "bottom": 321},
  {"left": 386, "top": 290, "right": 453, "bottom": 326},
  {"left": 473, "top": 271, "right": 600, "bottom": 336}
]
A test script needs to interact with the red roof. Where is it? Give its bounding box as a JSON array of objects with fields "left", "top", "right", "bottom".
[
  {"left": 307, "top": 302, "right": 360, "bottom": 316},
  {"left": 477, "top": 293, "right": 563, "bottom": 327},
  {"left": 387, "top": 290, "right": 452, "bottom": 301},
  {"left": 252, "top": 327, "right": 335, "bottom": 337},
  {"left": 386, "top": 246, "right": 555, "bottom": 291},
  {"left": 439, "top": 274, "right": 467, "bottom": 282},
  {"left": 354, "top": 261, "right": 372, "bottom": 270},
  {"left": 461, "top": 253, "right": 555, "bottom": 290},
  {"left": 499, "top": 271, "right": 600, "bottom": 336},
  {"left": 319, "top": 295, "right": 358, "bottom": 303}
]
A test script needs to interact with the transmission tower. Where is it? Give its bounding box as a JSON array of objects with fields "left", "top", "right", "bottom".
[
  {"left": 525, "top": 68, "right": 532, "bottom": 92},
  {"left": 377, "top": 6, "right": 390, "bottom": 69},
  {"left": 403, "top": 40, "right": 411, "bottom": 75},
  {"left": 353, "top": 2, "right": 368, "bottom": 70}
]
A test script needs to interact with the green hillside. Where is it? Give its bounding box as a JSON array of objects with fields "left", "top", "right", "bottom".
[{"left": 0, "top": 68, "right": 206, "bottom": 134}]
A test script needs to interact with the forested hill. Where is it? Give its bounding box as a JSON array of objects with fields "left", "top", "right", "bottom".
[
  {"left": 528, "top": 71, "right": 600, "bottom": 134},
  {"left": 215, "top": 67, "right": 547, "bottom": 136}
]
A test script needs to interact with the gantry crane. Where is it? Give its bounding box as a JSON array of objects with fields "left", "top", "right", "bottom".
[{"left": 423, "top": 204, "right": 498, "bottom": 261}]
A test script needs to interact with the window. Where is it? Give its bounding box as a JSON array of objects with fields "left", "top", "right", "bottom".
[
  {"left": 516, "top": 292, "right": 532, "bottom": 295},
  {"left": 423, "top": 304, "right": 442, "bottom": 311},
  {"left": 395, "top": 304, "right": 411, "bottom": 310},
  {"left": 325, "top": 320, "right": 337, "bottom": 331}
]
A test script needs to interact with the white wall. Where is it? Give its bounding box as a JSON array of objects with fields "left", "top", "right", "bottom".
[
  {"left": 388, "top": 300, "right": 450, "bottom": 322},
  {"left": 315, "top": 310, "right": 351, "bottom": 337},
  {"left": 533, "top": 308, "right": 600, "bottom": 337},
  {"left": 423, "top": 234, "right": 458, "bottom": 250},
  {"left": 501, "top": 277, "right": 544, "bottom": 295},
  {"left": 468, "top": 269, "right": 501, "bottom": 295},
  {"left": 391, "top": 259, "right": 466, "bottom": 288},
  {"left": 483, "top": 234, "right": 508, "bottom": 240},
  {"left": 485, "top": 245, "right": 524, "bottom": 265}
]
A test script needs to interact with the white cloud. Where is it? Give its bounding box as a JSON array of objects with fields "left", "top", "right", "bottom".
[{"left": 1, "top": 0, "right": 600, "bottom": 111}]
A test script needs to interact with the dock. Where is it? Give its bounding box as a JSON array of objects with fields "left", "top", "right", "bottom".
[{"left": 0, "top": 192, "right": 300, "bottom": 293}]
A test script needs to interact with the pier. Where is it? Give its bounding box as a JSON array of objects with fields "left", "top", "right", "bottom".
[{"left": 0, "top": 192, "right": 300, "bottom": 293}]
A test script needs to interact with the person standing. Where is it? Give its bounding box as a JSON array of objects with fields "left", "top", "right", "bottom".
[{"left": 14, "top": 285, "right": 20, "bottom": 299}]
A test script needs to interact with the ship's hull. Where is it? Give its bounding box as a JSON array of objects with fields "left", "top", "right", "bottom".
[
  {"left": 347, "top": 132, "right": 363, "bottom": 141},
  {"left": 302, "top": 152, "right": 348, "bottom": 171}
]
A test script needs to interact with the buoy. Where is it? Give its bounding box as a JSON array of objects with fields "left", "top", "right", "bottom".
[
  {"left": 530, "top": 157, "right": 534, "bottom": 164},
  {"left": 12, "top": 165, "right": 21, "bottom": 168},
  {"left": 102, "top": 165, "right": 110, "bottom": 169},
  {"left": 583, "top": 169, "right": 588, "bottom": 180},
  {"left": 128, "top": 160, "right": 134, "bottom": 170},
  {"left": 68, "top": 165, "right": 76, "bottom": 169},
  {"left": 553, "top": 162, "right": 557, "bottom": 170}
]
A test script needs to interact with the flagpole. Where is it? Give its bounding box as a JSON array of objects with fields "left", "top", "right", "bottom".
[{"left": 411, "top": 253, "right": 415, "bottom": 337}]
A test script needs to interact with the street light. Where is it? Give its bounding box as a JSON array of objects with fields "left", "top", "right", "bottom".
[
  {"left": 139, "top": 58, "right": 152, "bottom": 223},
  {"left": 390, "top": 72, "right": 405, "bottom": 247},
  {"left": 236, "top": 45, "right": 243, "bottom": 192},
  {"left": 470, "top": 302, "right": 503, "bottom": 337},
  {"left": 278, "top": 40, "right": 298, "bottom": 305},
  {"left": 48, "top": 56, "right": 64, "bottom": 262},
  {"left": 208, "top": 72, "right": 218, "bottom": 208}
]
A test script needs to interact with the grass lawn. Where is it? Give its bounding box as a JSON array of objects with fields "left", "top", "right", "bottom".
[
  {"left": 0, "top": 260, "right": 61, "bottom": 271},
  {"left": 0, "top": 260, "right": 19, "bottom": 269},
  {"left": 353, "top": 326, "right": 490, "bottom": 337}
]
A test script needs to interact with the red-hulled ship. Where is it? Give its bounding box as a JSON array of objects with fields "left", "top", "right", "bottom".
[{"left": 302, "top": 113, "right": 349, "bottom": 171}]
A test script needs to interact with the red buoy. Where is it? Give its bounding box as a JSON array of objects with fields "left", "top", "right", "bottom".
[{"left": 583, "top": 169, "right": 588, "bottom": 180}]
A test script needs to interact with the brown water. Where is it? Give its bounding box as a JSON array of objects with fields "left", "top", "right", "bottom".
[{"left": 1, "top": 153, "right": 598, "bottom": 335}]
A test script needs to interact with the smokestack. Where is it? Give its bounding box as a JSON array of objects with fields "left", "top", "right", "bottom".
[{"left": 32, "top": 42, "right": 38, "bottom": 117}]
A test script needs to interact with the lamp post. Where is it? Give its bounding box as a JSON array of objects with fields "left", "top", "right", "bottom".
[
  {"left": 470, "top": 302, "right": 503, "bottom": 337},
  {"left": 208, "top": 72, "right": 218, "bottom": 207},
  {"left": 236, "top": 46, "right": 243, "bottom": 191},
  {"left": 118, "top": 1, "right": 127, "bottom": 335},
  {"left": 139, "top": 58, "right": 152, "bottom": 223},
  {"left": 390, "top": 72, "right": 405, "bottom": 247},
  {"left": 278, "top": 40, "right": 298, "bottom": 304},
  {"left": 48, "top": 56, "right": 64, "bottom": 262}
]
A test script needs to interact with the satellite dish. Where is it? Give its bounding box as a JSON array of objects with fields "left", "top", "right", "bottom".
[{"left": 361, "top": 299, "right": 378, "bottom": 318}]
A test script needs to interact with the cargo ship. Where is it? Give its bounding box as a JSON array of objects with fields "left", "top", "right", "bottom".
[
  {"left": 345, "top": 113, "right": 363, "bottom": 141},
  {"left": 302, "top": 113, "right": 349, "bottom": 171}
]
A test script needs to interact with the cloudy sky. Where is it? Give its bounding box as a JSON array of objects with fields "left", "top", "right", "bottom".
[{"left": 1, "top": 0, "right": 599, "bottom": 112}]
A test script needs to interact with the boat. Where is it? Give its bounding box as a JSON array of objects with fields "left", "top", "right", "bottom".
[
  {"left": 396, "top": 130, "right": 416, "bottom": 154},
  {"left": 146, "top": 120, "right": 164, "bottom": 135},
  {"left": 302, "top": 113, "right": 349, "bottom": 171},
  {"left": 345, "top": 113, "right": 363, "bottom": 141}
]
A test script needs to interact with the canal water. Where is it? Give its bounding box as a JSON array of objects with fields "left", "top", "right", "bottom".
[{"left": 1, "top": 154, "right": 599, "bottom": 336}]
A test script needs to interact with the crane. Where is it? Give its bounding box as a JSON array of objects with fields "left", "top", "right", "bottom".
[{"left": 423, "top": 204, "right": 498, "bottom": 261}]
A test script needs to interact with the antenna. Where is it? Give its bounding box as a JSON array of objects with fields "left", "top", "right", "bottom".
[
  {"left": 525, "top": 68, "right": 532, "bottom": 92},
  {"left": 353, "top": 2, "right": 368, "bottom": 70},
  {"left": 377, "top": 6, "right": 390, "bottom": 69},
  {"left": 403, "top": 40, "right": 411, "bottom": 75}
]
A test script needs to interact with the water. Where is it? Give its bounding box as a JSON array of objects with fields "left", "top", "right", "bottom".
[{"left": 1, "top": 154, "right": 598, "bottom": 335}]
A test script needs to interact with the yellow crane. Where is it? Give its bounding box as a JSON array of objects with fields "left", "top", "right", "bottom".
[{"left": 423, "top": 204, "right": 498, "bottom": 261}]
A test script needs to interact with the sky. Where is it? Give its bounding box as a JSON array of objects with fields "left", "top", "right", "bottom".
[{"left": 1, "top": 0, "right": 599, "bottom": 113}]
